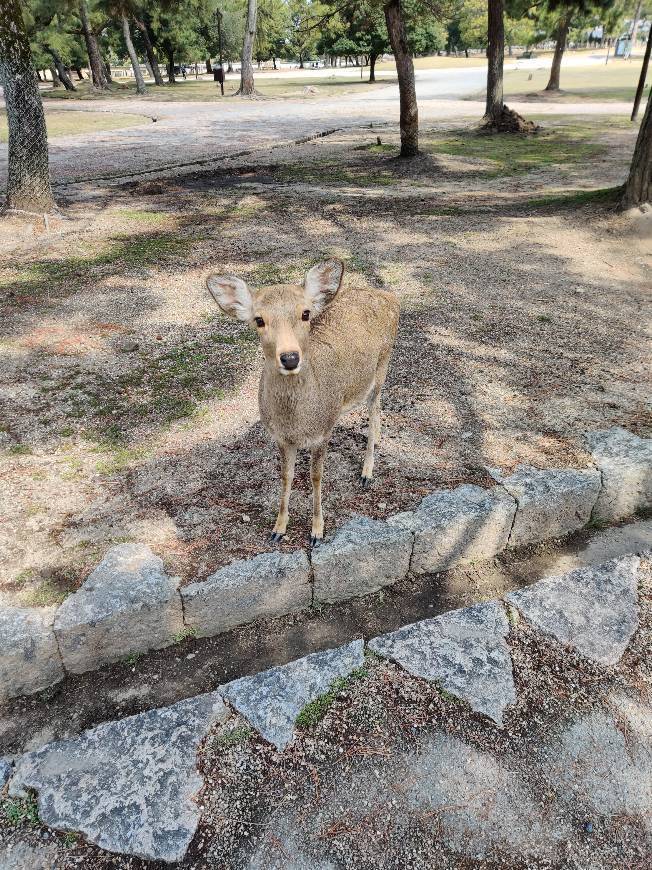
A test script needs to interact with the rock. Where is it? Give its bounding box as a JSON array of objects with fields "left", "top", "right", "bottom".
[
  {"left": 587, "top": 427, "right": 652, "bottom": 522},
  {"left": 9, "top": 692, "right": 228, "bottom": 863},
  {"left": 182, "top": 550, "right": 311, "bottom": 638},
  {"left": 221, "top": 639, "right": 365, "bottom": 750},
  {"left": 311, "top": 516, "right": 413, "bottom": 604},
  {"left": 0, "top": 757, "right": 13, "bottom": 787},
  {"left": 115, "top": 337, "right": 139, "bottom": 353},
  {"left": 389, "top": 485, "right": 516, "bottom": 575},
  {"left": 497, "top": 466, "right": 601, "bottom": 546},
  {"left": 0, "top": 607, "right": 64, "bottom": 702},
  {"left": 368, "top": 601, "right": 516, "bottom": 726},
  {"left": 54, "top": 543, "right": 184, "bottom": 674},
  {"left": 506, "top": 555, "right": 640, "bottom": 665},
  {"left": 0, "top": 842, "right": 59, "bottom": 870}
]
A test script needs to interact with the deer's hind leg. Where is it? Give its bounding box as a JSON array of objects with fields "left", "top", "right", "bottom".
[{"left": 361, "top": 357, "right": 390, "bottom": 488}]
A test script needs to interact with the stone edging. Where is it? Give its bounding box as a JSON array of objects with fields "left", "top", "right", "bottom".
[
  {"left": 1, "top": 426, "right": 650, "bottom": 701},
  {"left": 2, "top": 552, "right": 646, "bottom": 862}
]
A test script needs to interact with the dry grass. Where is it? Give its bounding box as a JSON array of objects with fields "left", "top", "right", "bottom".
[{"left": 0, "top": 110, "right": 150, "bottom": 142}]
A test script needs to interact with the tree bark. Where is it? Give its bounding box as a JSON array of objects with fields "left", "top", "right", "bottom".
[
  {"left": 74, "top": 65, "right": 84, "bottom": 80},
  {"left": 238, "top": 0, "right": 257, "bottom": 95},
  {"left": 121, "top": 15, "right": 146, "bottom": 94},
  {"left": 47, "top": 47, "right": 76, "bottom": 91},
  {"left": 0, "top": 0, "right": 56, "bottom": 213},
  {"left": 369, "top": 52, "right": 378, "bottom": 82},
  {"left": 134, "top": 18, "right": 164, "bottom": 85},
  {"left": 384, "top": 0, "right": 418, "bottom": 156},
  {"left": 485, "top": 0, "right": 504, "bottom": 122},
  {"left": 167, "top": 49, "right": 176, "bottom": 84},
  {"left": 622, "top": 83, "right": 652, "bottom": 208},
  {"left": 79, "top": 0, "right": 106, "bottom": 89},
  {"left": 545, "top": 14, "right": 570, "bottom": 91},
  {"left": 102, "top": 55, "right": 113, "bottom": 84},
  {"left": 49, "top": 65, "right": 62, "bottom": 87},
  {"left": 632, "top": 25, "right": 652, "bottom": 120},
  {"left": 206, "top": 57, "right": 213, "bottom": 74}
]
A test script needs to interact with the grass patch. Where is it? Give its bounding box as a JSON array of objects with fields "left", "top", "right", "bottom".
[
  {"left": 212, "top": 725, "right": 254, "bottom": 748},
  {"left": 18, "top": 579, "right": 69, "bottom": 607},
  {"left": 172, "top": 626, "right": 197, "bottom": 644},
  {"left": 276, "top": 161, "right": 400, "bottom": 188},
  {"left": 296, "top": 667, "right": 368, "bottom": 728},
  {"left": 526, "top": 186, "right": 619, "bottom": 209},
  {"left": 2, "top": 796, "right": 39, "bottom": 827},
  {"left": 501, "top": 59, "right": 649, "bottom": 103},
  {"left": 112, "top": 208, "right": 170, "bottom": 224},
  {"left": 422, "top": 126, "right": 604, "bottom": 176},
  {"left": 0, "top": 110, "right": 149, "bottom": 142}
]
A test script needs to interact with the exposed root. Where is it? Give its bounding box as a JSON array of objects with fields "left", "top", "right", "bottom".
[{"left": 481, "top": 105, "right": 539, "bottom": 135}]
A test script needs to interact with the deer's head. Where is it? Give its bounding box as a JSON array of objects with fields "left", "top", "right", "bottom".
[{"left": 207, "top": 259, "right": 344, "bottom": 376}]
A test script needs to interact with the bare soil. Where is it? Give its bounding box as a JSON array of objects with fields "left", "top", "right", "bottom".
[{"left": 0, "top": 116, "right": 650, "bottom": 608}]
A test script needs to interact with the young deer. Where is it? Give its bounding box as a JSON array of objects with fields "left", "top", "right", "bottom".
[{"left": 207, "top": 259, "right": 399, "bottom": 545}]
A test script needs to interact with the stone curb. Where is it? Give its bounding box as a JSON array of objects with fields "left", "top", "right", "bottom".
[
  {"left": 2, "top": 426, "right": 650, "bottom": 700},
  {"left": 3, "top": 553, "right": 644, "bottom": 863}
]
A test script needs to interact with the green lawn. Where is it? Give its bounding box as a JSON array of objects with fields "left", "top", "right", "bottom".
[
  {"left": 0, "top": 110, "right": 150, "bottom": 141},
  {"left": 500, "top": 59, "right": 648, "bottom": 102},
  {"left": 41, "top": 75, "right": 395, "bottom": 102}
]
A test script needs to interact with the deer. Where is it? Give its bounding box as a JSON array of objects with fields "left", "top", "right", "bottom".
[{"left": 206, "top": 259, "right": 399, "bottom": 546}]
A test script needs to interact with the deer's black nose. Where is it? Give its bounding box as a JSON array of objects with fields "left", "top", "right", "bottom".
[{"left": 280, "top": 352, "right": 300, "bottom": 370}]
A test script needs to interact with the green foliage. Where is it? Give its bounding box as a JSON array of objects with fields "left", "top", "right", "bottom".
[
  {"left": 2, "top": 796, "right": 40, "bottom": 827},
  {"left": 296, "top": 667, "right": 368, "bottom": 728}
]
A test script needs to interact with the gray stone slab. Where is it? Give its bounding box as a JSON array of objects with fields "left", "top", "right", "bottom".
[
  {"left": 221, "top": 639, "right": 365, "bottom": 750},
  {"left": 312, "top": 516, "right": 413, "bottom": 604},
  {"left": 506, "top": 555, "right": 640, "bottom": 665},
  {"left": 9, "top": 692, "right": 228, "bottom": 863},
  {"left": 54, "top": 543, "right": 184, "bottom": 674},
  {"left": 587, "top": 427, "right": 652, "bottom": 522},
  {"left": 389, "top": 484, "right": 516, "bottom": 575},
  {"left": 0, "top": 607, "right": 64, "bottom": 702},
  {"left": 0, "top": 757, "right": 12, "bottom": 787},
  {"left": 368, "top": 601, "right": 516, "bottom": 726},
  {"left": 497, "top": 466, "right": 601, "bottom": 546},
  {"left": 182, "top": 550, "right": 311, "bottom": 637}
]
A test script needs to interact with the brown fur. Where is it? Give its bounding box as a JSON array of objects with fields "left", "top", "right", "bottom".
[{"left": 206, "top": 260, "right": 399, "bottom": 543}]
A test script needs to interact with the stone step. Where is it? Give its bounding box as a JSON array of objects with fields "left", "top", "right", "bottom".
[{"left": 3, "top": 553, "right": 645, "bottom": 864}]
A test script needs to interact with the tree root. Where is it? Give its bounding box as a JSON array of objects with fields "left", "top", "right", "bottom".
[{"left": 481, "top": 105, "right": 539, "bottom": 135}]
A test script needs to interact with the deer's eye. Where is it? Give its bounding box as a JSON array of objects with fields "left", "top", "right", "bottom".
[
  {"left": 301, "top": 310, "right": 310, "bottom": 321},
  {"left": 254, "top": 316, "right": 265, "bottom": 328}
]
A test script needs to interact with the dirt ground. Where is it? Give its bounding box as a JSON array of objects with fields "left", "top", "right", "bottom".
[{"left": 0, "top": 115, "right": 650, "bottom": 607}]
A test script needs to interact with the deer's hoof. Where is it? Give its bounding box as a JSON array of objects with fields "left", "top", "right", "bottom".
[
  {"left": 270, "top": 531, "right": 285, "bottom": 544},
  {"left": 309, "top": 534, "right": 323, "bottom": 548},
  {"left": 361, "top": 475, "right": 373, "bottom": 489}
]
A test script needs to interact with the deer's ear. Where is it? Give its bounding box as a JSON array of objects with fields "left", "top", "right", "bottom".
[
  {"left": 304, "top": 259, "right": 344, "bottom": 313},
  {"left": 206, "top": 274, "right": 253, "bottom": 322}
]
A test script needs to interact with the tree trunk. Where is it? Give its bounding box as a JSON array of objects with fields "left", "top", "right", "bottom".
[
  {"left": 632, "top": 25, "right": 652, "bottom": 120},
  {"left": 79, "top": 0, "right": 106, "bottom": 89},
  {"left": 238, "top": 0, "right": 257, "bottom": 94},
  {"left": 227, "top": 60, "right": 233, "bottom": 73},
  {"left": 369, "top": 52, "right": 378, "bottom": 82},
  {"left": 49, "top": 65, "right": 61, "bottom": 87},
  {"left": 545, "top": 15, "right": 570, "bottom": 91},
  {"left": 74, "top": 65, "right": 84, "bottom": 80},
  {"left": 206, "top": 57, "right": 213, "bottom": 74},
  {"left": 0, "top": 0, "right": 56, "bottom": 213},
  {"left": 102, "top": 56, "right": 113, "bottom": 84},
  {"left": 36, "top": 68, "right": 43, "bottom": 81},
  {"left": 167, "top": 50, "right": 176, "bottom": 83},
  {"left": 47, "top": 47, "right": 76, "bottom": 91},
  {"left": 384, "top": 0, "right": 418, "bottom": 157},
  {"left": 629, "top": 0, "right": 643, "bottom": 55},
  {"left": 485, "top": 0, "right": 504, "bottom": 122},
  {"left": 134, "top": 18, "right": 164, "bottom": 86},
  {"left": 622, "top": 83, "right": 652, "bottom": 208},
  {"left": 272, "top": 56, "right": 277, "bottom": 70},
  {"left": 121, "top": 15, "right": 146, "bottom": 94}
]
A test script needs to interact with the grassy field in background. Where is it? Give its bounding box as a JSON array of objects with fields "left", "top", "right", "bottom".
[
  {"left": 0, "top": 110, "right": 150, "bottom": 142},
  {"left": 41, "top": 75, "right": 395, "bottom": 102},
  {"left": 500, "top": 59, "right": 647, "bottom": 102}
]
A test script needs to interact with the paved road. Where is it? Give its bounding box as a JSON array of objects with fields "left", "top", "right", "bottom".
[{"left": 0, "top": 55, "right": 631, "bottom": 189}]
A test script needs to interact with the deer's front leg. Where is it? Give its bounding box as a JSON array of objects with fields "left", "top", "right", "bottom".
[
  {"left": 310, "top": 443, "right": 327, "bottom": 547},
  {"left": 271, "top": 442, "right": 297, "bottom": 543}
]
